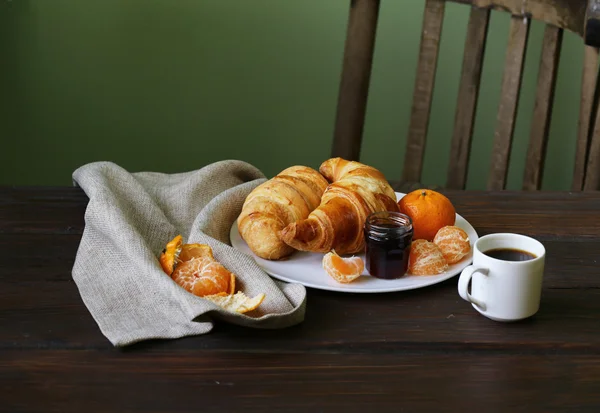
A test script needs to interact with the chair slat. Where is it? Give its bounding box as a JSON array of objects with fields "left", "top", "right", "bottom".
[
  {"left": 402, "top": 0, "right": 445, "bottom": 183},
  {"left": 446, "top": 6, "right": 490, "bottom": 190},
  {"left": 584, "top": 108, "right": 600, "bottom": 190},
  {"left": 487, "top": 16, "right": 530, "bottom": 190},
  {"left": 331, "top": 0, "right": 381, "bottom": 161},
  {"left": 572, "top": 46, "right": 599, "bottom": 190},
  {"left": 522, "top": 25, "right": 563, "bottom": 190}
]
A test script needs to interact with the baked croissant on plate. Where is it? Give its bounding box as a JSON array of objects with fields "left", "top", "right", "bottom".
[
  {"left": 279, "top": 157, "right": 399, "bottom": 255},
  {"left": 237, "top": 165, "right": 329, "bottom": 260}
]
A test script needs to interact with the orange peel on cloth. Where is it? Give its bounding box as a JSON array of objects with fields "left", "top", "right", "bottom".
[
  {"left": 203, "top": 292, "right": 266, "bottom": 314},
  {"left": 159, "top": 234, "right": 183, "bottom": 275},
  {"left": 159, "top": 235, "right": 264, "bottom": 315}
]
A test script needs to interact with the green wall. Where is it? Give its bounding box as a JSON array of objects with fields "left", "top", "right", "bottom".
[{"left": 0, "top": 0, "right": 585, "bottom": 189}]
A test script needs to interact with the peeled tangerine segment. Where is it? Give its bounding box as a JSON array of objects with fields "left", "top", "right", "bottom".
[
  {"left": 322, "top": 250, "right": 364, "bottom": 284},
  {"left": 408, "top": 239, "right": 449, "bottom": 276},
  {"left": 159, "top": 236, "right": 264, "bottom": 313},
  {"left": 204, "top": 292, "right": 266, "bottom": 314},
  {"left": 433, "top": 225, "right": 471, "bottom": 264}
]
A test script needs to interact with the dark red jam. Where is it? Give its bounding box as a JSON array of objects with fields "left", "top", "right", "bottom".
[{"left": 364, "top": 212, "right": 413, "bottom": 279}]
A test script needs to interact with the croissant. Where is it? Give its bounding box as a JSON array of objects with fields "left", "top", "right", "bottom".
[
  {"left": 279, "top": 158, "right": 399, "bottom": 255},
  {"left": 237, "top": 165, "right": 329, "bottom": 260}
]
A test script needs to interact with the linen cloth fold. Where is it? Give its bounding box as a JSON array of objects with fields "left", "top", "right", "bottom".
[{"left": 72, "top": 160, "right": 306, "bottom": 347}]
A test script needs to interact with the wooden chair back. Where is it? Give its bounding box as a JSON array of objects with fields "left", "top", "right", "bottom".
[{"left": 332, "top": 0, "right": 600, "bottom": 190}]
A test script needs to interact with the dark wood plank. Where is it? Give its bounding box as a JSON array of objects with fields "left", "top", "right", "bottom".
[
  {"left": 3, "top": 276, "right": 600, "bottom": 352},
  {"left": 0, "top": 233, "right": 81, "bottom": 283},
  {"left": 331, "top": 0, "right": 381, "bottom": 161},
  {"left": 450, "top": 0, "right": 586, "bottom": 36},
  {"left": 446, "top": 7, "right": 490, "bottom": 190},
  {"left": 4, "top": 188, "right": 600, "bottom": 240},
  {"left": 488, "top": 15, "right": 530, "bottom": 190},
  {"left": 2, "top": 351, "right": 600, "bottom": 413},
  {"left": 0, "top": 186, "right": 87, "bottom": 234},
  {"left": 2, "top": 188, "right": 599, "bottom": 240},
  {"left": 572, "top": 46, "right": 599, "bottom": 190},
  {"left": 4, "top": 232, "right": 600, "bottom": 286},
  {"left": 523, "top": 25, "right": 563, "bottom": 190},
  {"left": 402, "top": 0, "right": 445, "bottom": 184},
  {"left": 445, "top": 190, "right": 600, "bottom": 239}
]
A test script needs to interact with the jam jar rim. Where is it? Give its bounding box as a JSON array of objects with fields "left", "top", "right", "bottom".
[{"left": 364, "top": 211, "right": 413, "bottom": 239}]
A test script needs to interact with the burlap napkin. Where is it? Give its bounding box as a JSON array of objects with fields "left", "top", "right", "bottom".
[{"left": 71, "top": 160, "right": 307, "bottom": 347}]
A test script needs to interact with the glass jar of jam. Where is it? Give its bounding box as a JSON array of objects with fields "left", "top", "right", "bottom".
[{"left": 364, "top": 211, "right": 413, "bottom": 279}]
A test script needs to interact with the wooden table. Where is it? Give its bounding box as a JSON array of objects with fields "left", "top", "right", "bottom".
[{"left": 2, "top": 187, "right": 600, "bottom": 412}]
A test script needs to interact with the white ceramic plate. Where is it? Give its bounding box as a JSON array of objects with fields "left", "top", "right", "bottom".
[{"left": 230, "top": 192, "right": 478, "bottom": 293}]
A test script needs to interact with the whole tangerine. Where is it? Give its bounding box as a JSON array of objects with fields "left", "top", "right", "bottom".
[{"left": 398, "top": 189, "right": 456, "bottom": 241}]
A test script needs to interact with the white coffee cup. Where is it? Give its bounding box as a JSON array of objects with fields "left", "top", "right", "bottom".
[{"left": 458, "top": 233, "right": 546, "bottom": 322}]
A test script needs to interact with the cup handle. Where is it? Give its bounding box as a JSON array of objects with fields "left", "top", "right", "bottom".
[{"left": 458, "top": 265, "right": 488, "bottom": 311}]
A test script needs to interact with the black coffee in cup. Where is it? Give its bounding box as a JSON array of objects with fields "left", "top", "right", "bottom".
[{"left": 483, "top": 248, "right": 536, "bottom": 262}]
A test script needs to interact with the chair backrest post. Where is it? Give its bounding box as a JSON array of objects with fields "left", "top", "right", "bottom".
[
  {"left": 402, "top": 0, "right": 446, "bottom": 184},
  {"left": 331, "top": 0, "right": 381, "bottom": 161},
  {"left": 446, "top": 6, "right": 490, "bottom": 190},
  {"left": 522, "top": 25, "right": 563, "bottom": 191},
  {"left": 487, "top": 16, "right": 530, "bottom": 190},
  {"left": 573, "top": 45, "right": 600, "bottom": 190}
]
